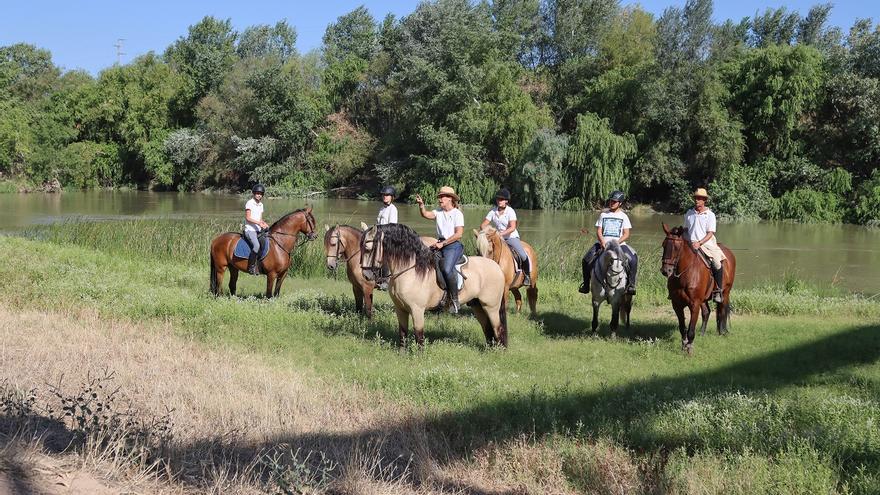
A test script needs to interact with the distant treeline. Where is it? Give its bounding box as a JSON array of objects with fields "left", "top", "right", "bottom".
[{"left": 1, "top": 0, "right": 879, "bottom": 224}]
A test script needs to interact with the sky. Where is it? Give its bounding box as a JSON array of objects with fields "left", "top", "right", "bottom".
[{"left": 1, "top": 0, "right": 877, "bottom": 74}]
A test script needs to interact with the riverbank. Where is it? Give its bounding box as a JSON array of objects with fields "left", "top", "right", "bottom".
[{"left": 1, "top": 230, "right": 879, "bottom": 492}]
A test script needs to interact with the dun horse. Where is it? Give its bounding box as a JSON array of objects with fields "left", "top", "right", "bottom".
[
  {"left": 360, "top": 224, "right": 508, "bottom": 347},
  {"left": 589, "top": 239, "right": 632, "bottom": 337},
  {"left": 324, "top": 224, "right": 437, "bottom": 318},
  {"left": 474, "top": 226, "right": 539, "bottom": 314},
  {"left": 661, "top": 223, "right": 736, "bottom": 354},
  {"left": 210, "top": 208, "right": 318, "bottom": 297}
]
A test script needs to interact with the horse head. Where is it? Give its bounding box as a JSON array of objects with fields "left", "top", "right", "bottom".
[
  {"left": 473, "top": 226, "right": 498, "bottom": 258},
  {"left": 324, "top": 224, "right": 343, "bottom": 271},
  {"left": 601, "top": 239, "right": 626, "bottom": 282},
  {"left": 359, "top": 225, "right": 382, "bottom": 281},
  {"left": 302, "top": 206, "right": 318, "bottom": 240},
  {"left": 660, "top": 223, "right": 686, "bottom": 278}
]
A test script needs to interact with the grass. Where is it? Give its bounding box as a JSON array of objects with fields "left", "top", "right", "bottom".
[{"left": 3, "top": 219, "right": 880, "bottom": 493}]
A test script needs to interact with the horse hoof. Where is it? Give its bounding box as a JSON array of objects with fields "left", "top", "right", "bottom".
[
  {"left": 610, "top": 332, "right": 617, "bottom": 340},
  {"left": 685, "top": 344, "right": 694, "bottom": 356}
]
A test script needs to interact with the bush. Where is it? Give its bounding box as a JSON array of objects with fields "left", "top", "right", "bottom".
[
  {"left": 55, "top": 141, "right": 122, "bottom": 188},
  {"left": 853, "top": 169, "right": 880, "bottom": 226},
  {"left": 710, "top": 163, "right": 773, "bottom": 220},
  {"left": 772, "top": 188, "right": 845, "bottom": 223},
  {"left": 511, "top": 129, "right": 569, "bottom": 210}
]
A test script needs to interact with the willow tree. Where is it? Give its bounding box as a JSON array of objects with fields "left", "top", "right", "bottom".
[{"left": 567, "top": 112, "right": 636, "bottom": 205}]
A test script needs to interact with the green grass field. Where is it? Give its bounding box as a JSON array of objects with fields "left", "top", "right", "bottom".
[{"left": 5, "top": 219, "right": 880, "bottom": 493}]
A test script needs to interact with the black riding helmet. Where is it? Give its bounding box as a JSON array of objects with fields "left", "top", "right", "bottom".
[
  {"left": 252, "top": 184, "right": 266, "bottom": 194},
  {"left": 495, "top": 188, "right": 511, "bottom": 201},
  {"left": 379, "top": 186, "right": 396, "bottom": 197},
  {"left": 607, "top": 190, "right": 625, "bottom": 204}
]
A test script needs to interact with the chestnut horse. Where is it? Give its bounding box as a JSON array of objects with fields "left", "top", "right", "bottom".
[
  {"left": 661, "top": 223, "right": 736, "bottom": 355},
  {"left": 324, "top": 224, "right": 438, "bottom": 318},
  {"left": 210, "top": 208, "right": 318, "bottom": 297},
  {"left": 474, "top": 226, "right": 539, "bottom": 314},
  {"left": 360, "top": 224, "right": 508, "bottom": 348}
]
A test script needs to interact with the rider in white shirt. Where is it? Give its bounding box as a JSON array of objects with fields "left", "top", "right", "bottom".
[
  {"left": 684, "top": 187, "right": 726, "bottom": 303},
  {"left": 480, "top": 188, "right": 531, "bottom": 285},
  {"left": 579, "top": 190, "right": 638, "bottom": 295},
  {"left": 244, "top": 184, "right": 270, "bottom": 275},
  {"left": 377, "top": 186, "right": 398, "bottom": 225}
]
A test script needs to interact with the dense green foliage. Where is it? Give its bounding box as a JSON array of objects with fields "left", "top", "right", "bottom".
[{"left": 1, "top": 1, "right": 879, "bottom": 223}]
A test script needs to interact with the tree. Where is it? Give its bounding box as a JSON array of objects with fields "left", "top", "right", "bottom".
[
  {"left": 567, "top": 112, "right": 636, "bottom": 205},
  {"left": 237, "top": 21, "right": 297, "bottom": 62}
]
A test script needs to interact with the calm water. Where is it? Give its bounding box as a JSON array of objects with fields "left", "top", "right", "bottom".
[{"left": 2, "top": 191, "right": 879, "bottom": 294}]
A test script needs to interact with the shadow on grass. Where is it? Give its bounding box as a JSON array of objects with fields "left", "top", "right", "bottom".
[{"left": 538, "top": 311, "right": 676, "bottom": 341}]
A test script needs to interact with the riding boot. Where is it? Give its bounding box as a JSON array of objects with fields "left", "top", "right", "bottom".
[
  {"left": 625, "top": 258, "right": 638, "bottom": 295},
  {"left": 446, "top": 274, "right": 460, "bottom": 314},
  {"left": 521, "top": 258, "right": 531, "bottom": 286},
  {"left": 247, "top": 252, "right": 260, "bottom": 275},
  {"left": 579, "top": 255, "right": 591, "bottom": 294},
  {"left": 712, "top": 265, "right": 724, "bottom": 303}
]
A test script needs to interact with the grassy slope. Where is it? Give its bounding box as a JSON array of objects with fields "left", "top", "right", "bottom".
[{"left": 3, "top": 224, "right": 880, "bottom": 493}]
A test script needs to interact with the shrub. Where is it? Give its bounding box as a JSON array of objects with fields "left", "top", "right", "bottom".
[
  {"left": 772, "top": 188, "right": 845, "bottom": 223},
  {"left": 853, "top": 169, "right": 880, "bottom": 226},
  {"left": 710, "top": 163, "right": 773, "bottom": 220},
  {"left": 55, "top": 141, "right": 122, "bottom": 189}
]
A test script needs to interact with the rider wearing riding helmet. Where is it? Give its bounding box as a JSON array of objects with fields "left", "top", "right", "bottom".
[
  {"left": 244, "top": 184, "right": 270, "bottom": 275},
  {"left": 377, "top": 186, "right": 398, "bottom": 225},
  {"left": 579, "top": 190, "right": 638, "bottom": 295},
  {"left": 480, "top": 188, "right": 531, "bottom": 286},
  {"left": 685, "top": 187, "right": 726, "bottom": 303},
  {"left": 416, "top": 186, "right": 465, "bottom": 314}
]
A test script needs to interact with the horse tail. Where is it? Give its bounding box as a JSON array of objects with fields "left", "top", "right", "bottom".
[
  {"left": 210, "top": 252, "right": 218, "bottom": 294},
  {"left": 499, "top": 292, "right": 509, "bottom": 346}
]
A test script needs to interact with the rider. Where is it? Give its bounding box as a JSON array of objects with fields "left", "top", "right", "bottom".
[
  {"left": 579, "top": 190, "right": 638, "bottom": 295},
  {"left": 416, "top": 186, "right": 465, "bottom": 314},
  {"left": 480, "top": 188, "right": 531, "bottom": 286},
  {"left": 685, "top": 187, "right": 726, "bottom": 303},
  {"left": 244, "top": 184, "right": 270, "bottom": 275},
  {"left": 377, "top": 186, "right": 398, "bottom": 225}
]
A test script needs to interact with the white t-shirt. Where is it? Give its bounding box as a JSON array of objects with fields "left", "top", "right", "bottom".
[
  {"left": 684, "top": 208, "right": 717, "bottom": 242},
  {"left": 595, "top": 209, "right": 632, "bottom": 241},
  {"left": 244, "top": 198, "right": 264, "bottom": 232},
  {"left": 434, "top": 207, "right": 465, "bottom": 240},
  {"left": 485, "top": 207, "right": 520, "bottom": 239},
  {"left": 377, "top": 203, "right": 398, "bottom": 225}
]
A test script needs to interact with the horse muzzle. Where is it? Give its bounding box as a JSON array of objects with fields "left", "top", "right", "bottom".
[
  {"left": 362, "top": 268, "right": 376, "bottom": 281},
  {"left": 326, "top": 258, "right": 338, "bottom": 271},
  {"left": 307, "top": 232, "right": 318, "bottom": 241},
  {"left": 661, "top": 264, "right": 673, "bottom": 278}
]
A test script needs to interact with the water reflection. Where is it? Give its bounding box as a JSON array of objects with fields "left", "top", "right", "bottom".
[{"left": 2, "top": 191, "right": 878, "bottom": 293}]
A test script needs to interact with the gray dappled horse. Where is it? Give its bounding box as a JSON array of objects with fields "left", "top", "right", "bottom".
[{"left": 590, "top": 239, "right": 633, "bottom": 337}]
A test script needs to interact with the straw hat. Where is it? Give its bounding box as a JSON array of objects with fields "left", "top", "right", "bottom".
[
  {"left": 437, "top": 186, "right": 460, "bottom": 202},
  {"left": 693, "top": 187, "right": 709, "bottom": 199}
]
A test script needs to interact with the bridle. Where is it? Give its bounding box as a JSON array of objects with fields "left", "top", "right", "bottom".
[
  {"left": 327, "top": 228, "right": 360, "bottom": 265},
  {"left": 662, "top": 235, "right": 694, "bottom": 279},
  {"left": 594, "top": 250, "right": 626, "bottom": 293},
  {"left": 266, "top": 212, "right": 318, "bottom": 256},
  {"left": 361, "top": 229, "right": 420, "bottom": 282}
]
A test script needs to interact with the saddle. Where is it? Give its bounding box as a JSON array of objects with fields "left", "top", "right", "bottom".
[
  {"left": 233, "top": 230, "right": 270, "bottom": 260},
  {"left": 433, "top": 252, "right": 467, "bottom": 291},
  {"left": 506, "top": 243, "right": 525, "bottom": 271}
]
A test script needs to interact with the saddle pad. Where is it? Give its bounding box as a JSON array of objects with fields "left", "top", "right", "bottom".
[
  {"left": 435, "top": 255, "right": 467, "bottom": 291},
  {"left": 233, "top": 237, "right": 271, "bottom": 260}
]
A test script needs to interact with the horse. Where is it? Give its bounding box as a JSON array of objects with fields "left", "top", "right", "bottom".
[
  {"left": 209, "top": 207, "right": 318, "bottom": 297},
  {"left": 473, "top": 227, "right": 539, "bottom": 314},
  {"left": 589, "top": 239, "right": 632, "bottom": 337},
  {"left": 360, "top": 224, "right": 508, "bottom": 348},
  {"left": 661, "top": 223, "right": 737, "bottom": 355}
]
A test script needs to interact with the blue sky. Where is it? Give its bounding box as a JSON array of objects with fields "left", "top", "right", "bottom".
[{"left": 1, "top": 1, "right": 876, "bottom": 74}]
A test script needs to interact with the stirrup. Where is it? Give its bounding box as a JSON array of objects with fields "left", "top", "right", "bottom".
[{"left": 578, "top": 282, "right": 589, "bottom": 294}]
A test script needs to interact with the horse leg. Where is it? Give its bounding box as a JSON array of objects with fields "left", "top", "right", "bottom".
[
  {"left": 363, "top": 285, "right": 375, "bottom": 319},
  {"left": 591, "top": 299, "right": 601, "bottom": 335},
  {"left": 395, "top": 306, "right": 409, "bottom": 350},
  {"left": 213, "top": 263, "right": 227, "bottom": 297},
  {"left": 685, "top": 302, "right": 701, "bottom": 355},
  {"left": 471, "top": 303, "right": 494, "bottom": 345},
  {"left": 609, "top": 300, "right": 620, "bottom": 339},
  {"left": 264, "top": 273, "right": 276, "bottom": 298},
  {"left": 353, "top": 284, "right": 364, "bottom": 314},
  {"left": 623, "top": 294, "right": 632, "bottom": 331},
  {"left": 673, "top": 301, "right": 687, "bottom": 350},
  {"left": 699, "top": 302, "right": 711, "bottom": 336},
  {"left": 511, "top": 287, "right": 523, "bottom": 313},
  {"left": 527, "top": 286, "right": 538, "bottom": 315},
  {"left": 411, "top": 308, "right": 426, "bottom": 348},
  {"left": 716, "top": 300, "right": 729, "bottom": 335},
  {"left": 228, "top": 267, "right": 239, "bottom": 296},
  {"left": 273, "top": 269, "right": 288, "bottom": 297}
]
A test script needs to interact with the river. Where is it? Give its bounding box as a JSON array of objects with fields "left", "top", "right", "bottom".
[{"left": 2, "top": 191, "right": 878, "bottom": 294}]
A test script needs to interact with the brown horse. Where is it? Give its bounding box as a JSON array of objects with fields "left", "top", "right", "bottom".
[
  {"left": 210, "top": 207, "right": 318, "bottom": 297},
  {"left": 661, "top": 223, "right": 736, "bottom": 355},
  {"left": 360, "top": 224, "right": 508, "bottom": 348},
  {"left": 474, "top": 226, "right": 539, "bottom": 314},
  {"left": 324, "top": 224, "right": 438, "bottom": 318}
]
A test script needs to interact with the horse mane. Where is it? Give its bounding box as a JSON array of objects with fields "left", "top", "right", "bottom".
[
  {"left": 668, "top": 226, "right": 686, "bottom": 237},
  {"left": 374, "top": 224, "right": 434, "bottom": 277},
  {"left": 604, "top": 239, "right": 624, "bottom": 261},
  {"left": 271, "top": 208, "right": 311, "bottom": 230},
  {"left": 476, "top": 226, "right": 501, "bottom": 257}
]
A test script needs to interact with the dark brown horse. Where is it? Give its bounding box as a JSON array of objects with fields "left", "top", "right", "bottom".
[
  {"left": 210, "top": 207, "right": 318, "bottom": 297},
  {"left": 661, "top": 223, "right": 736, "bottom": 355}
]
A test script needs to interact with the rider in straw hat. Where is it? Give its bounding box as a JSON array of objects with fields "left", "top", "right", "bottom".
[
  {"left": 685, "top": 187, "right": 726, "bottom": 303},
  {"left": 415, "top": 186, "right": 465, "bottom": 313}
]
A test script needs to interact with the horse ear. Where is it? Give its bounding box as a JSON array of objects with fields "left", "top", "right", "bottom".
[
  {"left": 360, "top": 221, "right": 369, "bottom": 231},
  {"left": 472, "top": 228, "right": 479, "bottom": 237},
  {"left": 662, "top": 222, "right": 670, "bottom": 235},
  {"left": 324, "top": 224, "right": 330, "bottom": 232},
  {"left": 305, "top": 206, "right": 313, "bottom": 213}
]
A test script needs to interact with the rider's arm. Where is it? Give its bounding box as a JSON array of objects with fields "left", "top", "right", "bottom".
[
  {"left": 596, "top": 225, "right": 605, "bottom": 248},
  {"left": 442, "top": 226, "right": 464, "bottom": 246},
  {"left": 245, "top": 209, "right": 259, "bottom": 225},
  {"left": 618, "top": 228, "right": 630, "bottom": 243},
  {"left": 502, "top": 220, "right": 517, "bottom": 237},
  {"left": 696, "top": 231, "right": 714, "bottom": 246},
  {"left": 418, "top": 204, "right": 436, "bottom": 220},
  {"left": 480, "top": 218, "right": 490, "bottom": 230},
  {"left": 389, "top": 206, "right": 398, "bottom": 224}
]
